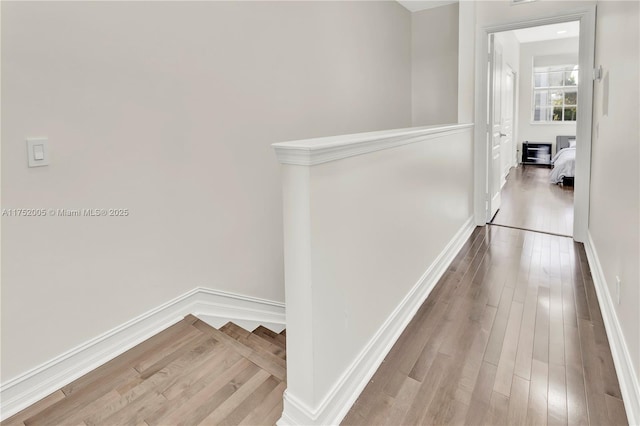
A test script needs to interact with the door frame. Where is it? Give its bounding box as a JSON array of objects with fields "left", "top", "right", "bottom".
[
  {"left": 507, "top": 66, "right": 517, "bottom": 171},
  {"left": 473, "top": 6, "right": 596, "bottom": 242},
  {"left": 488, "top": 33, "right": 503, "bottom": 220},
  {"left": 502, "top": 64, "right": 517, "bottom": 185}
]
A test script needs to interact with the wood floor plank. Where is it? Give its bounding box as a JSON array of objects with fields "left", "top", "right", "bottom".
[
  {"left": 508, "top": 375, "right": 531, "bottom": 426},
  {"left": 578, "top": 318, "right": 611, "bottom": 426},
  {"left": 547, "top": 363, "right": 568, "bottom": 425},
  {"left": 484, "top": 286, "right": 515, "bottom": 365},
  {"left": 60, "top": 318, "right": 197, "bottom": 397},
  {"left": 514, "top": 284, "right": 539, "bottom": 381},
  {"left": 100, "top": 391, "right": 167, "bottom": 426},
  {"left": 382, "top": 376, "right": 421, "bottom": 425},
  {"left": 199, "top": 369, "right": 272, "bottom": 425},
  {"left": 532, "top": 286, "right": 550, "bottom": 363},
  {"left": 604, "top": 394, "right": 628, "bottom": 426},
  {"left": 83, "top": 336, "right": 223, "bottom": 426},
  {"left": 526, "top": 359, "right": 549, "bottom": 426},
  {"left": 486, "top": 391, "right": 510, "bottom": 425},
  {"left": 592, "top": 319, "right": 623, "bottom": 399},
  {"left": 494, "top": 300, "right": 524, "bottom": 397},
  {"left": 262, "top": 397, "right": 285, "bottom": 426},
  {"left": 548, "top": 281, "right": 566, "bottom": 367},
  {"left": 23, "top": 367, "right": 140, "bottom": 426},
  {"left": 160, "top": 345, "right": 241, "bottom": 401},
  {"left": 422, "top": 316, "right": 484, "bottom": 424},
  {"left": 406, "top": 297, "right": 452, "bottom": 382},
  {"left": 135, "top": 333, "right": 217, "bottom": 380},
  {"left": 220, "top": 322, "right": 252, "bottom": 340},
  {"left": 64, "top": 390, "right": 123, "bottom": 426},
  {"left": 243, "top": 333, "right": 286, "bottom": 359},
  {"left": 132, "top": 325, "right": 203, "bottom": 373},
  {"left": 382, "top": 254, "right": 479, "bottom": 398},
  {"left": 218, "top": 376, "right": 281, "bottom": 426},
  {"left": 148, "top": 358, "right": 258, "bottom": 426},
  {"left": 238, "top": 382, "right": 287, "bottom": 426},
  {"left": 402, "top": 353, "right": 451, "bottom": 425},
  {"left": 192, "top": 320, "right": 286, "bottom": 381},
  {"left": 464, "top": 361, "right": 498, "bottom": 426},
  {"left": 1, "top": 391, "right": 66, "bottom": 426},
  {"left": 454, "top": 305, "right": 497, "bottom": 406},
  {"left": 565, "top": 323, "right": 590, "bottom": 426},
  {"left": 253, "top": 326, "right": 286, "bottom": 350},
  {"left": 560, "top": 252, "right": 578, "bottom": 329}
]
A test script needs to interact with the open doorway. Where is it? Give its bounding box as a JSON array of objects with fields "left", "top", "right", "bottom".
[{"left": 487, "top": 21, "right": 581, "bottom": 237}]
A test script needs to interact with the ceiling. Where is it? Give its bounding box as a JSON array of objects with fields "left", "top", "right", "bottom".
[
  {"left": 396, "top": 0, "right": 458, "bottom": 13},
  {"left": 512, "top": 21, "right": 580, "bottom": 43}
]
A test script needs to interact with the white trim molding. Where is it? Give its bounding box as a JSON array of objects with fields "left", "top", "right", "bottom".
[
  {"left": 584, "top": 232, "right": 640, "bottom": 426},
  {"left": 273, "top": 123, "right": 473, "bottom": 166},
  {"left": 0, "top": 288, "right": 285, "bottom": 421},
  {"left": 278, "top": 216, "right": 476, "bottom": 425}
]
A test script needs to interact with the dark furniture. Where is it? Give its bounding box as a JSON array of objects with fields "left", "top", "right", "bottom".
[
  {"left": 556, "top": 135, "right": 576, "bottom": 186},
  {"left": 522, "top": 141, "right": 552, "bottom": 167}
]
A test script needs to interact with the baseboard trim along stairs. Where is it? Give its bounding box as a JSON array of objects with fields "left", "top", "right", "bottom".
[
  {"left": 584, "top": 232, "right": 640, "bottom": 426},
  {"left": 278, "top": 216, "right": 476, "bottom": 425},
  {"left": 0, "top": 288, "right": 285, "bottom": 421}
]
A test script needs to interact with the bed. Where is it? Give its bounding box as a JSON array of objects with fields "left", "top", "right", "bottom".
[{"left": 550, "top": 135, "right": 576, "bottom": 185}]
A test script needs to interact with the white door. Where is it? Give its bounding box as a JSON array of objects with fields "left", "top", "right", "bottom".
[
  {"left": 488, "top": 35, "right": 503, "bottom": 221},
  {"left": 501, "top": 67, "right": 516, "bottom": 183}
]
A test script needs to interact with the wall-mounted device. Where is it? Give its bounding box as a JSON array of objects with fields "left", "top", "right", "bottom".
[
  {"left": 26, "top": 138, "right": 50, "bottom": 167},
  {"left": 593, "top": 65, "right": 603, "bottom": 81}
]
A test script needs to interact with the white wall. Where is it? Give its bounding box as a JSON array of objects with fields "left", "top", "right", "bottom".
[
  {"left": 589, "top": 0, "right": 640, "bottom": 407},
  {"left": 309, "top": 129, "right": 473, "bottom": 407},
  {"left": 1, "top": 1, "right": 412, "bottom": 381},
  {"left": 517, "top": 37, "right": 579, "bottom": 156},
  {"left": 458, "top": 0, "right": 476, "bottom": 124},
  {"left": 412, "top": 3, "right": 459, "bottom": 126},
  {"left": 276, "top": 125, "right": 474, "bottom": 423}
]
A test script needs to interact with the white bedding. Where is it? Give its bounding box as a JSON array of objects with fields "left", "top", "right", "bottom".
[{"left": 550, "top": 147, "right": 576, "bottom": 184}]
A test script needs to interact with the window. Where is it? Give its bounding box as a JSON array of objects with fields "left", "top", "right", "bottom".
[{"left": 532, "top": 64, "right": 578, "bottom": 122}]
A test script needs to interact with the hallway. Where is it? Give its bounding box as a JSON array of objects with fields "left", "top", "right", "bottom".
[
  {"left": 491, "top": 166, "right": 574, "bottom": 237},
  {"left": 343, "top": 225, "right": 627, "bottom": 425}
]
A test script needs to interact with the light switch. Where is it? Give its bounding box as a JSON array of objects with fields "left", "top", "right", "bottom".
[
  {"left": 33, "top": 144, "right": 45, "bottom": 160},
  {"left": 27, "top": 138, "right": 50, "bottom": 167}
]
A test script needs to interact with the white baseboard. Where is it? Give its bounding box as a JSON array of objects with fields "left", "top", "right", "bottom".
[
  {"left": 278, "top": 216, "right": 476, "bottom": 425},
  {"left": 0, "top": 287, "right": 285, "bottom": 421},
  {"left": 584, "top": 232, "right": 640, "bottom": 426}
]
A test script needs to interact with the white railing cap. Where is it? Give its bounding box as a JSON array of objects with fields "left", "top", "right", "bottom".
[{"left": 272, "top": 123, "right": 474, "bottom": 166}]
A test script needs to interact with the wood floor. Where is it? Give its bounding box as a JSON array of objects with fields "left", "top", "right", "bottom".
[
  {"left": 2, "top": 316, "right": 286, "bottom": 426},
  {"left": 492, "top": 165, "right": 574, "bottom": 237},
  {"left": 343, "top": 225, "right": 628, "bottom": 426}
]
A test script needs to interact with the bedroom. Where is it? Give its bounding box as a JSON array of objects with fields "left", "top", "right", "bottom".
[{"left": 488, "top": 21, "right": 580, "bottom": 238}]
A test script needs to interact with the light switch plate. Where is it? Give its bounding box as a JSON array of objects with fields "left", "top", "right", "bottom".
[{"left": 27, "top": 138, "right": 50, "bottom": 167}]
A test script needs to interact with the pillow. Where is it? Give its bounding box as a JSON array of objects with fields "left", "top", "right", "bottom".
[{"left": 569, "top": 139, "right": 576, "bottom": 148}]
